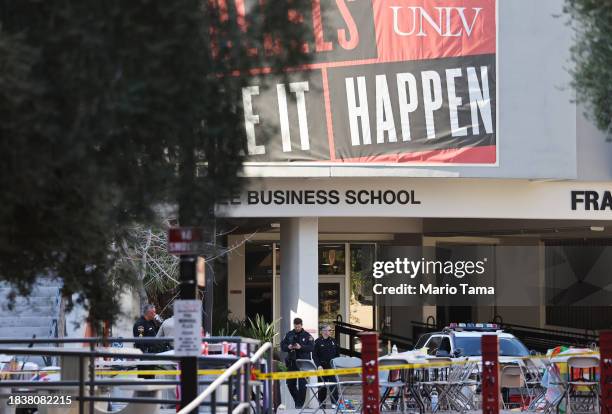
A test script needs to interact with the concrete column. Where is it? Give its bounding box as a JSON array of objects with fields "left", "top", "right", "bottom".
[{"left": 280, "top": 218, "right": 319, "bottom": 336}]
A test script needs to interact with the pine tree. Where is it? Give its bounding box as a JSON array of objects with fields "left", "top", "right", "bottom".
[{"left": 0, "top": 0, "right": 311, "bottom": 322}]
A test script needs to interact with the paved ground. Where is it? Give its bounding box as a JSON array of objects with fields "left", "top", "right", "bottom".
[
  {"left": 161, "top": 409, "right": 537, "bottom": 413},
  {"left": 270, "top": 410, "right": 536, "bottom": 414}
]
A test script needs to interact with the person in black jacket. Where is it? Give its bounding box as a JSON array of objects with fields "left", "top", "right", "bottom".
[
  {"left": 132, "top": 304, "right": 162, "bottom": 379},
  {"left": 132, "top": 304, "right": 160, "bottom": 353},
  {"left": 313, "top": 324, "right": 340, "bottom": 407},
  {"left": 280, "top": 317, "right": 314, "bottom": 408}
]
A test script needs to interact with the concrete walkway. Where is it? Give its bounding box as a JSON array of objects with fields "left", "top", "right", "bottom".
[
  {"left": 276, "top": 410, "right": 536, "bottom": 414},
  {"left": 161, "top": 409, "right": 537, "bottom": 413}
]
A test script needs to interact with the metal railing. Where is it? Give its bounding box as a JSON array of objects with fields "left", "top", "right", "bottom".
[
  {"left": 178, "top": 342, "right": 272, "bottom": 414},
  {"left": 0, "top": 336, "right": 273, "bottom": 414},
  {"left": 334, "top": 321, "right": 414, "bottom": 357}
]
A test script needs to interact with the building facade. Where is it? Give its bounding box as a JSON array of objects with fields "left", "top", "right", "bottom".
[{"left": 214, "top": 0, "right": 612, "bottom": 342}]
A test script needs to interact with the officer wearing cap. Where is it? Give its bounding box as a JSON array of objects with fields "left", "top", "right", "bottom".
[
  {"left": 281, "top": 317, "right": 314, "bottom": 408},
  {"left": 313, "top": 324, "right": 339, "bottom": 407}
]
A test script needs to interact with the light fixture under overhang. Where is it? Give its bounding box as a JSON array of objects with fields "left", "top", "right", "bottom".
[
  {"left": 270, "top": 222, "right": 280, "bottom": 228},
  {"left": 590, "top": 226, "right": 605, "bottom": 232}
]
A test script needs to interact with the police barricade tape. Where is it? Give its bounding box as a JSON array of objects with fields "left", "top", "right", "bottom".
[
  {"left": 256, "top": 367, "right": 361, "bottom": 380},
  {"left": 0, "top": 351, "right": 599, "bottom": 380},
  {"left": 254, "top": 351, "right": 601, "bottom": 381}
]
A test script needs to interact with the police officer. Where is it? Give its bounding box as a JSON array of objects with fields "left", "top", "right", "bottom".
[
  {"left": 313, "top": 324, "right": 339, "bottom": 407},
  {"left": 281, "top": 317, "right": 314, "bottom": 408},
  {"left": 133, "top": 304, "right": 160, "bottom": 353}
]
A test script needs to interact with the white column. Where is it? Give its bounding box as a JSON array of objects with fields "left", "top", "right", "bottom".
[{"left": 280, "top": 218, "right": 319, "bottom": 336}]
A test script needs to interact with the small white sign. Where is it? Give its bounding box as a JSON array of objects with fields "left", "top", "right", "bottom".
[{"left": 174, "top": 300, "right": 202, "bottom": 357}]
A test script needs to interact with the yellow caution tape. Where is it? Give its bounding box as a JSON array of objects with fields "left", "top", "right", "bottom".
[
  {"left": 254, "top": 350, "right": 601, "bottom": 381},
  {"left": 0, "top": 351, "right": 599, "bottom": 381},
  {"left": 256, "top": 367, "right": 361, "bottom": 380}
]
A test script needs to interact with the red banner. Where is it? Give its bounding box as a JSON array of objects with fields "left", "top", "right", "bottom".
[{"left": 236, "top": 0, "right": 497, "bottom": 165}]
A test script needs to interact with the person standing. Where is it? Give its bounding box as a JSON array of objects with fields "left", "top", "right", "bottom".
[
  {"left": 281, "top": 317, "right": 314, "bottom": 408},
  {"left": 313, "top": 325, "right": 340, "bottom": 407},
  {"left": 156, "top": 315, "right": 175, "bottom": 352},
  {"left": 133, "top": 304, "right": 160, "bottom": 353},
  {"left": 156, "top": 316, "right": 175, "bottom": 338}
]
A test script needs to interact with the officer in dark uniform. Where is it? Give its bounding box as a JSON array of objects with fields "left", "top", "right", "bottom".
[
  {"left": 132, "top": 304, "right": 159, "bottom": 353},
  {"left": 281, "top": 317, "right": 314, "bottom": 408},
  {"left": 313, "top": 324, "right": 340, "bottom": 407}
]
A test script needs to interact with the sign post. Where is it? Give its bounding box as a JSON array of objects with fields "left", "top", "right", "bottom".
[
  {"left": 481, "top": 335, "right": 500, "bottom": 414},
  {"left": 168, "top": 227, "right": 204, "bottom": 409},
  {"left": 174, "top": 300, "right": 202, "bottom": 356},
  {"left": 601, "top": 331, "right": 612, "bottom": 414},
  {"left": 359, "top": 332, "right": 380, "bottom": 414}
]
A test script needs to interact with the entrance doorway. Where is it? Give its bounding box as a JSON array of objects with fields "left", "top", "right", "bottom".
[{"left": 318, "top": 276, "right": 347, "bottom": 330}]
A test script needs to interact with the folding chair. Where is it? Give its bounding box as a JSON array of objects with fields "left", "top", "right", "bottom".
[
  {"left": 522, "top": 357, "right": 546, "bottom": 404},
  {"left": 500, "top": 364, "right": 526, "bottom": 410},
  {"left": 418, "top": 357, "right": 452, "bottom": 412},
  {"left": 378, "top": 358, "right": 407, "bottom": 413},
  {"left": 445, "top": 360, "right": 479, "bottom": 412},
  {"left": 296, "top": 359, "right": 338, "bottom": 414},
  {"left": 530, "top": 360, "right": 567, "bottom": 414},
  {"left": 566, "top": 356, "right": 599, "bottom": 414},
  {"left": 331, "top": 357, "right": 362, "bottom": 413}
]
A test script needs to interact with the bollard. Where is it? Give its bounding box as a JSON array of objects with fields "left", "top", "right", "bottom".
[
  {"left": 601, "top": 331, "right": 612, "bottom": 414},
  {"left": 481, "top": 335, "right": 500, "bottom": 414},
  {"left": 359, "top": 332, "right": 380, "bottom": 414}
]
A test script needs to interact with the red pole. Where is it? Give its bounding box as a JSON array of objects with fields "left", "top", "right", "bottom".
[
  {"left": 481, "top": 335, "right": 500, "bottom": 414},
  {"left": 601, "top": 330, "right": 612, "bottom": 414},
  {"left": 359, "top": 332, "right": 380, "bottom": 414}
]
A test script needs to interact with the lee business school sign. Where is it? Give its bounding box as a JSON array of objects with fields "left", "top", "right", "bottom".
[
  {"left": 234, "top": 0, "right": 496, "bottom": 165},
  {"left": 216, "top": 179, "right": 612, "bottom": 219}
]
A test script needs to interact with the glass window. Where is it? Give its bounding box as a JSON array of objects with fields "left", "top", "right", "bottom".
[
  {"left": 439, "top": 337, "right": 452, "bottom": 353},
  {"left": 350, "top": 244, "right": 375, "bottom": 306},
  {"left": 425, "top": 336, "right": 442, "bottom": 355},
  {"left": 245, "top": 242, "right": 273, "bottom": 322},
  {"left": 545, "top": 240, "right": 612, "bottom": 330},
  {"left": 319, "top": 245, "right": 345, "bottom": 275},
  {"left": 245, "top": 242, "right": 273, "bottom": 281},
  {"left": 349, "top": 244, "right": 376, "bottom": 329},
  {"left": 319, "top": 283, "right": 341, "bottom": 330},
  {"left": 453, "top": 337, "right": 529, "bottom": 357},
  {"left": 415, "top": 333, "right": 432, "bottom": 349}
]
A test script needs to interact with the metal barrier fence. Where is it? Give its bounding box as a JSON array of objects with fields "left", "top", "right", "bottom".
[
  {"left": 0, "top": 336, "right": 273, "bottom": 414},
  {"left": 334, "top": 321, "right": 414, "bottom": 357}
]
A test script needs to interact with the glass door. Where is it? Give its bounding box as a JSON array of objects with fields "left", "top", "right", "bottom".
[{"left": 318, "top": 276, "right": 347, "bottom": 331}]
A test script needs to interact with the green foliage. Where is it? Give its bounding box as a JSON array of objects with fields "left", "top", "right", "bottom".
[
  {"left": 212, "top": 313, "right": 279, "bottom": 344},
  {"left": 244, "top": 314, "right": 280, "bottom": 344},
  {"left": 0, "top": 0, "right": 311, "bottom": 323},
  {"left": 565, "top": 0, "right": 612, "bottom": 135}
]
